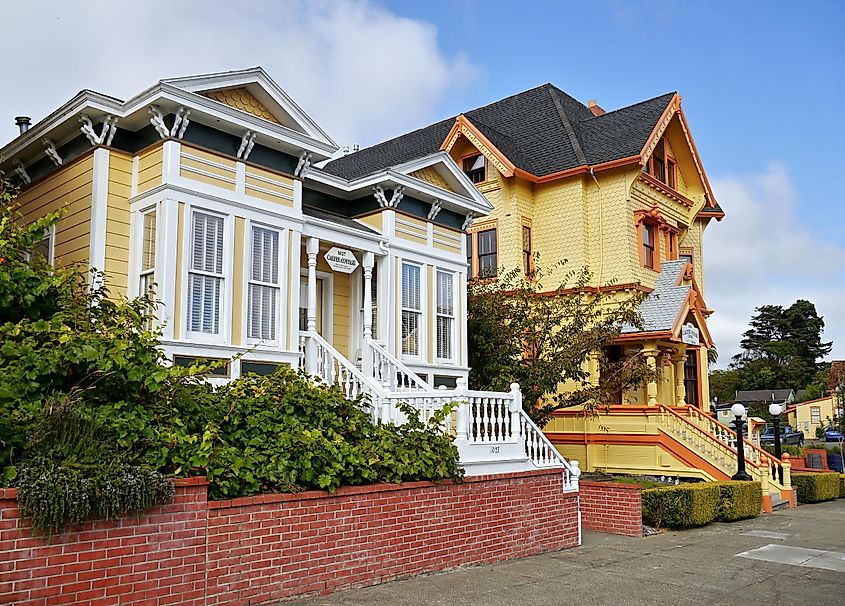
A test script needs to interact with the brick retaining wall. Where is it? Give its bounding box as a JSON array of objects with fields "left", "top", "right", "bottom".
[
  {"left": 579, "top": 480, "right": 643, "bottom": 537},
  {"left": 1, "top": 470, "right": 578, "bottom": 605}
]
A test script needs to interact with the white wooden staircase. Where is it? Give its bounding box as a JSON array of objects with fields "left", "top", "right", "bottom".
[{"left": 299, "top": 330, "right": 580, "bottom": 490}]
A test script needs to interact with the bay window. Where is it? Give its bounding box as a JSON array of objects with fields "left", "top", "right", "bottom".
[
  {"left": 401, "top": 262, "right": 422, "bottom": 356},
  {"left": 187, "top": 211, "right": 225, "bottom": 335},
  {"left": 247, "top": 225, "right": 280, "bottom": 341}
]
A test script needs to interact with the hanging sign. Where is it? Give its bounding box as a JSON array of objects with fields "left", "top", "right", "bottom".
[
  {"left": 681, "top": 323, "right": 700, "bottom": 346},
  {"left": 324, "top": 247, "right": 359, "bottom": 274}
]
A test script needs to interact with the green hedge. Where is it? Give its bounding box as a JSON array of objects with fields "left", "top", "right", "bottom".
[
  {"left": 642, "top": 483, "right": 720, "bottom": 529},
  {"left": 792, "top": 472, "right": 840, "bottom": 504},
  {"left": 712, "top": 481, "right": 762, "bottom": 522},
  {"left": 839, "top": 475, "right": 845, "bottom": 499}
]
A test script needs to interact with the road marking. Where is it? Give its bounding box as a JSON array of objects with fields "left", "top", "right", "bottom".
[
  {"left": 742, "top": 531, "right": 791, "bottom": 540},
  {"left": 736, "top": 544, "right": 845, "bottom": 572}
]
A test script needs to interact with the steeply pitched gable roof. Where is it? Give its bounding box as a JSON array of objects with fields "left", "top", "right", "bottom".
[
  {"left": 324, "top": 84, "right": 676, "bottom": 180},
  {"left": 621, "top": 260, "right": 691, "bottom": 334}
]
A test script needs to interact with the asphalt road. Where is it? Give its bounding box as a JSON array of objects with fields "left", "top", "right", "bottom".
[{"left": 286, "top": 499, "right": 845, "bottom": 606}]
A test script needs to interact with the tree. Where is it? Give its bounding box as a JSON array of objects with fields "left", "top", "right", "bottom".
[
  {"left": 467, "top": 257, "right": 656, "bottom": 427},
  {"left": 730, "top": 300, "right": 832, "bottom": 391}
]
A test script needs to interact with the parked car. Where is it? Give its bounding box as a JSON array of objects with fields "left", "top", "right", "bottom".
[
  {"left": 760, "top": 425, "right": 804, "bottom": 447},
  {"left": 824, "top": 427, "right": 844, "bottom": 442}
]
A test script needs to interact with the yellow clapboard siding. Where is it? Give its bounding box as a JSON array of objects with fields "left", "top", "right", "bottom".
[
  {"left": 244, "top": 185, "right": 294, "bottom": 206},
  {"left": 106, "top": 153, "right": 133, "bottom": 296},
  {"left": 395, "top": 214, "right": 428, "bottom": 246},
  {"left": 137, "top": 146, "right": 163, "bottom": 194},
  {"left": 16, "top": 154, "right": 94, "bottom": 270},
  {"left": 433, "top": 224, "right": 462, "bottom": 253},
  {"left": 180, "top": 168, "right": 236, "bottom": 191}
]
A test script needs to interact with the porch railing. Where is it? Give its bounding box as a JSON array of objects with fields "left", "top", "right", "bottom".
[
  {"left": 364, "top": 339, "right": 431, "bottom": 392},
  {"left": 299, "top": 331, "right": 382, "bottom": 403}
]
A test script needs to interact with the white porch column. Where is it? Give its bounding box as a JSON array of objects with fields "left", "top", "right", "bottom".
[
  {"left": 362, "top": 252, "right": 374, "bottom": 340},
  {"left": 642, "top": 343, "right": 659, "bottom": 406},
  {"left": 362, "top": 251, "right": 375, "bottom": 377},
  {"left": 672, "top": 347, "right": 687, "bottom": 407},
  {"left": 305, "top": 237, "right": 319, "bottom": 375},
  {"left": 306, "top": 237, "right": 320, "bottom": 332}
]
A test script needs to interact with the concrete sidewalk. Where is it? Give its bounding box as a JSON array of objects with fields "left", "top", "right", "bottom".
[{"left": 287, "top": 499, "right": 845, "bottom": 606}]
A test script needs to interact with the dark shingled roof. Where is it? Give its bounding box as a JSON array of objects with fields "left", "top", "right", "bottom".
[{"left": 324, "top": 84, "right": 676, "bottom": 180}]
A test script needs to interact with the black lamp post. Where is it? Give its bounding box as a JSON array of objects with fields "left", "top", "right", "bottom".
[
  {"left": 731, "top": 403, "right": 752, "bottom": 481},
  {"left": 769, "top": 402, "right": 784, "bottom": 484}
]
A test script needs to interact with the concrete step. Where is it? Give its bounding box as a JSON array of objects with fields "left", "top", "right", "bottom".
[{"left": 771, "top": 496, "right": 789, "bottom": 511}]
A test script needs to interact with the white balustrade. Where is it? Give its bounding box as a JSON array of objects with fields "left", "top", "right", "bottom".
[{"left": 366, "top": 340, "right": 431, "bottom": 391}]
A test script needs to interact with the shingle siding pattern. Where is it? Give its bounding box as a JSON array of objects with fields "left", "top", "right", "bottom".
[{"left": 324, "top": 85, "right": 675, "bottom": 180}]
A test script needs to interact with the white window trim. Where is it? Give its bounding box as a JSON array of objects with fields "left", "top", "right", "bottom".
[
  {"left": 136, "top": 206, "right": 158, "bottom": 299},
  {"left": 400, "top": 260, "right": 425, "bottom": 361},
  {"left": 245, "top": 221, "right": 284, "bottom": 347},
  {"left": 435, "top": 269, "right": 457, "bottom": 364},
  {"left": 25, "top": 225, "right": 55, "bottom": 267},
  {"left": 182, "top": 205, "right": 233, "bottom": 344}
]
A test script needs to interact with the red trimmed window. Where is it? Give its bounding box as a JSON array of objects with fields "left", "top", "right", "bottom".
[{"left": 642, "top": 223, "right": 656, "bottom": 269}]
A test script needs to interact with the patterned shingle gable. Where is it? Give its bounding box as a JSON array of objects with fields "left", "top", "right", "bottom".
[{"left": 621, "top": 260, "right": 690, "bottom": 334}]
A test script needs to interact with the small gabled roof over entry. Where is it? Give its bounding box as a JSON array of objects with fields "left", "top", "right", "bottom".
[{"left": 620, "top": 259, "right": 713, "bottom": 348}]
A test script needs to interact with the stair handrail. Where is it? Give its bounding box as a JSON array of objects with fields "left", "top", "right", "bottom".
[
  {"left": 367, "top": 339, "right": 431, "bottom": 391},
  {"left": 659, "top": 404, "right": 788, "bottom": 491},
  {"left": 302, "top": 330, "right": 385, "bottom": 400},
  {"left": 682, "top": 405, "right": 786, "bottom": 481}
]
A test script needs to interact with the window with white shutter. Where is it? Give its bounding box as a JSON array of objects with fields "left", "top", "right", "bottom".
[
  {"left": 436, "top": 270, "right": 454, "bottom": 360},
  {"left": 187, "top": 211, "right": 225, "bottom": 335},
  {"left": 138, "top": 210, "right": 156, "bottom": 296},
  {"left": 247, "top": 225, "right": 280, "bottom": 341},
  {"left": 401, "top": 263, "right": 422, "bottom": 356}
]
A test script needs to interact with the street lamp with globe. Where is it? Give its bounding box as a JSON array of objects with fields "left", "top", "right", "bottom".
[
  {"left": 769, "top": 402, "right": 784, "bottom": 483},
  {"left": 731, "top": 403, "right": 752, "bottom": 481}
]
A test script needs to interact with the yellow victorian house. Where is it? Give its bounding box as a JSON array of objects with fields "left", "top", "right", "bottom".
[
  {"left": 1, "top": 68, "right": 580, "bottom": 483},
  {"left": 327, "top": 85, "right": 793, "bottom": 508}
]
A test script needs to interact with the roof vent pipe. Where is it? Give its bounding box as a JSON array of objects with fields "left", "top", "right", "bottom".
[
  {"left": 342, "top": 145, "right": 349, "bottom": 155},
  {"left": 352, "top": 143, "right": 360, "bottom": 153},
  {"left": 587, "top": 100, "right": 605, "bottom": 117},
  {"left": 15, "top": 116, "right": 31, "bottom": 134}
]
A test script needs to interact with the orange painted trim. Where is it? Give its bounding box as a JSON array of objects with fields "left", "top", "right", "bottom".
[
  {"left": 640, "top": 94, "right": 680, "bottom": 167},
  {"left": 614, "top": 330, "right": 674, "bottom": 343},
  {"left": 676, "top": 108, "right": 719, "bottom": 212},
  {"left": 761, "top": 494, "right": 773, "bottom": 513},
  {"left": 639, "top": 172, "right": 695, "bottom": 208},
  {"left": 551, "top": 405, "right": 686, "bottom": 417},
  {"left": 441, "top": 115, "right": 515, "bottom": 177},
  {"left": 546, "top": 430, "right": 730, "bottom": 480},
  {"left": 458, "top": 149, "right": 490, "bottom": 185}
]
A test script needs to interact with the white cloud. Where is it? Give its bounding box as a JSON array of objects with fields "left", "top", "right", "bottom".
[
  {"left": 0, "top": 0, "right": 475, "bottom": 147},
  {"left": 705, "top": 163, "right": 845, "bottom": 367}
]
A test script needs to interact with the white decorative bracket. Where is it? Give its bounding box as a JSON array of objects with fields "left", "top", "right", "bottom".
[
  {"left": 13, "top": 160, "right": 31, "bottom": 184},
  {"left": 237, "top": 131, "right": 257, "bottom": 161},
  {"left": 294, "top": 151, "right": 312, "bottom": 178},
  {"left": 42, "top": 139, "right": 62, "bottom": 166},
  {"left": 148, "top": 105, "right": 191, "bottom": 139},
  {"left": 79, "top": 114, "right": 118, "bottom": 146},
  {"left": 427, "top": 199, "right": 442, "bottom": 221},
  {"left": 373, "top": 185, "right": 404, "bottom": 208},
  {"left": 462, "top": 212, "right": 476, "bottom": 231}
]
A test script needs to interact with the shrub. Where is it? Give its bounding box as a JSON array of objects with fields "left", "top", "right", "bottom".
[
  {"left": 713, "top": 481, "right": 762, "bottom": 522},
  {"left": 642, "top": 483, "right": 719, "bottom": 529},
  {"left": 839, "top": 474, "right": 845, "bottom": 499},
  {"left": 792, "top": 472, "right": 839, "bottom": 504}
]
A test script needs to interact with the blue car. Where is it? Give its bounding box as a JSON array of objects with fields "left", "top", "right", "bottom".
[{"left": 824, "top": 427, "right": 844, "bottom": 442}]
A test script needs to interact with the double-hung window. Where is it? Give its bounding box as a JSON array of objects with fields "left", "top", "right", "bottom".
[
  {"left": 522, "top": 225, "right": 532, "bottom": 275},
  {"left": 642, "top": 223, "right": 656, "bottom": 269},
  {"left": 187, "top": 211, "right": 225, "bottom": 335},
  {"left": 436, "top": 271, "right": 454, "bottom": 360},
  {"left": 477, "top": 228, "right": 497, "bottom": 277},
  {"left": 401, "top": 263, "right": 422, "bottom": 356},
  {"left": 247, "top": 225, "right": 280, "bottom": 341},
  {"left": 139, "top": 210, "right": 156, "bottom": 296}
]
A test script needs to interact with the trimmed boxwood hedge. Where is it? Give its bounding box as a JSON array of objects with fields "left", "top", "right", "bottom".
[
  {"left": 642, "top": 483, "right": 720, "bottom": 529},
  {"left": 838, "top": 474, "right": 845, "bottom": 499},
  {"left": 712, "top": 481, "right": 762, "bottom": 522},
  {"left": 792, "top": 472, "right": 839, "bottom": 504}
]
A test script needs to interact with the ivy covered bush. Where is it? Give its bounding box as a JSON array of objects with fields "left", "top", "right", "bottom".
[{"left": 0, "top": 181, "right": 462, "bottom": 535}]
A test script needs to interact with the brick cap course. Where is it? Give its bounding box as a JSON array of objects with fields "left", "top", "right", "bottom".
[{"left": 580, "top": 480, "right": 643, "bottom": 491}]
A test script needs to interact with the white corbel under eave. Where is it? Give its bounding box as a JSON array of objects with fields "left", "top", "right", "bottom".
[{"left": 79, "top": 114, "right": 119, "bottom": 146}]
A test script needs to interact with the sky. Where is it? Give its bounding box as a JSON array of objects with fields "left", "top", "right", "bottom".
[{"left": 0, "top": 0, "right": 842, "bottom": 365}]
